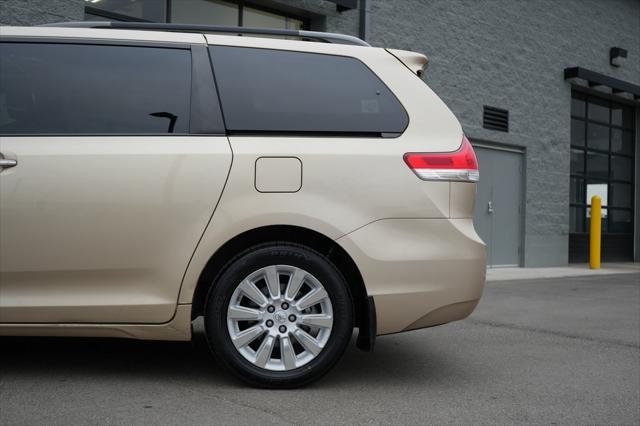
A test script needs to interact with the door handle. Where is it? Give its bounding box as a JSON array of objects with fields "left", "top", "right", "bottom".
[
  {"left": 0, "top": 152, "right": 17, "bottom": 169},
  {"left": 487, "top": 201, "right": 493, "bottom": 214},
  {"left": 0, "top": 159, "right": 17, "bottom": 169}
]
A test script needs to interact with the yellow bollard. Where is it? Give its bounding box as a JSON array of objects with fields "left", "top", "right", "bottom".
[{"left": 589, "top": 195, "right": 602, "bottom": 269}]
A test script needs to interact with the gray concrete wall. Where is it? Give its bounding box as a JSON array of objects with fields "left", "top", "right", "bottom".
[{"left": 0, "top": 0, "right": 84, "bottom": 26}]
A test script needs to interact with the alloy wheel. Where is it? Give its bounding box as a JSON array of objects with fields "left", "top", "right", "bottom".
[{"left": 226, "top": 265, "right": 334, "bottom": 371}]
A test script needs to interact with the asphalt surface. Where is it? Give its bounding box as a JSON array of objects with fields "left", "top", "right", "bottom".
[{"left": 1, "top": 273, "right": 639, "bottom": 425}]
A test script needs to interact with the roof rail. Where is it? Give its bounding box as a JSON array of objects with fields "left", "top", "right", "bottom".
[{"left": 41, "top": 21, "right": 371, "bottom": 47}]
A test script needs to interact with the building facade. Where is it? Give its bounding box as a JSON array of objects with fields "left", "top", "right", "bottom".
[{"left": 1, "top": 0, "right": 639, "bottom": 266}]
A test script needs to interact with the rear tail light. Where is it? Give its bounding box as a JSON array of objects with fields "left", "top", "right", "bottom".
[{"left": 404, "top": 136, "right": 479, "bottom": 182}]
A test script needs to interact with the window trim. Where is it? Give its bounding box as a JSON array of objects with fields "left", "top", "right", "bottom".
[
  {"left": 0, "top": 39, "right": 226, "bottom": 137},
  {"left": 190, "top": 44, "right": 226, "bottom": 135},
  {"left": 571, "top": 115, "right": 634, "bottom": 131},
  {"left": 0, "top": 37, "right": 189, "bottom": 49},
  {"left": 226, "top": 130, "right": 401, "bottom": 139}
]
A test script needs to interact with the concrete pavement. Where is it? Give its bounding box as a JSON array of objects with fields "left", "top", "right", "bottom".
[{"left": 1, "top": 273, "right": 639, "bottom": 425}]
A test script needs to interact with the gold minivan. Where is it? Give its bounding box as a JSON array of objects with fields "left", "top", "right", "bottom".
[{"left": 0, "top": 22, "right": 486, "bottom": 388}]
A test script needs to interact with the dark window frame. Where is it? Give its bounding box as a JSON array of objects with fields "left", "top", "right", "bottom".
[
  {"left": 0, "top": 39, "right": 225, "bottom": 136},
  {"left": 569, "top": 90, "right": 636, "bottom": 235}
]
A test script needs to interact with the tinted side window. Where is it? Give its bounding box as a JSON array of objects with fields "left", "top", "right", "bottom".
[
  {"left": 210, "top": 46, "right": 408, "bottom": 134},
  {"left": 0, "top": 43, "right": 191, "bottom": 134}
]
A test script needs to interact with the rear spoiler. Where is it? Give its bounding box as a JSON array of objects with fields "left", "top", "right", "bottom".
[{"left": 386, "top": 48, "right": 428, "bottom": 77}]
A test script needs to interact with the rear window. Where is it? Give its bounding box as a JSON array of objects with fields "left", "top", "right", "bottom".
[
  {"left": 0, "top": 42, "right": 191, "bottom": 135},
  {"left": 209, "top": 46, "right": 408, "bottom": 135}
]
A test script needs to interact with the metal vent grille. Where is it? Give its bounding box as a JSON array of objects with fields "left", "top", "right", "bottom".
[{"left": 483, "top": 106, "right": 509, "bottom": 132}]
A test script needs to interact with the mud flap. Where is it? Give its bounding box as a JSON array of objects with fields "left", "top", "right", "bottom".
[{"left": 356, "top": 296, "right": 377, "bottom": 352}]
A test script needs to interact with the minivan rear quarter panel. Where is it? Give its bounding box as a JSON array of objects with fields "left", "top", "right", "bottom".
[{"left": 179, "top": 36, "right": 481, "bottom": 337}]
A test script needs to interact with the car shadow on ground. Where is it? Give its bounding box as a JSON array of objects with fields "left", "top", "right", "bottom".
[{"left": 0, "top": 329, "right": 465, "bottom": 389}]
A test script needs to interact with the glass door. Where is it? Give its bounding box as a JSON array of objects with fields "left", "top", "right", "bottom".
[{"left": 569, "top": 91, "right": 636, "bottom": 262}]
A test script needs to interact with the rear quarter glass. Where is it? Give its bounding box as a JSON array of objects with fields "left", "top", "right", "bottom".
[{"left": 208, "top": 45, "right": 408, "bottom": 134}]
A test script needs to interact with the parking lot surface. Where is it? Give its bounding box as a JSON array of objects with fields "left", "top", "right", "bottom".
[{"left": 1, "top": 273, "right": 639, "bottom": 425}]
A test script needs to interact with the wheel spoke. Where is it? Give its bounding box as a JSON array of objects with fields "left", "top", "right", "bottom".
[
  {"left": 284, "top": 268, "right": 305, "bottom": 302},
  {"left": 264, "top": 265, "right": 280, "bottom": 300},
  {"left": 254, "top": 335, "right": 275, "bottom": 368},
  {"left": 300, "top": 313, "right": 333, "bottom": 329},
  {"left": 280, "top": 335, "right": 297, "bottom": 370},
  {"left": 293, "top": 329, "right": 323, "bottom": 356},
  {"left": 228, "top": 305, "right": 261, "bottom": 321},
  {"left": 232, "top": 325, "right": 264, "bottom": 348},
  {"left": 296, "top": 287, "right": 328, "bottom": 311},
  {"left": 239, "top": 279, "right": 268, "bottom": 308}
]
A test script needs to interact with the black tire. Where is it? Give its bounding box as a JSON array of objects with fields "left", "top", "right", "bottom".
[{"left": 204, "top": 242, "right": 353, "bottom": 388}]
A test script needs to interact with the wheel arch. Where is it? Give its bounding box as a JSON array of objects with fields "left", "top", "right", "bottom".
[{"left": 190, "top": 225, "right": 372, "bottom": 343}]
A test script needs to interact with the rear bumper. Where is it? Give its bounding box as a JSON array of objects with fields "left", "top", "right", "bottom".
[{"left": 336, "top": 218, "right": 486, "bottom": 335}]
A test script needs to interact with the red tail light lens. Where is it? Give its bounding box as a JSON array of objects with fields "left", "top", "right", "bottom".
[{"left": 404, "top": 136, "right": 479, "bottom": 182}]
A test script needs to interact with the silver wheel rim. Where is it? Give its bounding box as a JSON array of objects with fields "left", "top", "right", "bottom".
[{"left": 226, "top": 265, "right": 334, "bottom": 371}]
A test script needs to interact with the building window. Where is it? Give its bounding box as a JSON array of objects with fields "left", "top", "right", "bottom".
[
  {"left": 86, "top": 0, "right": 308, "bottom": 30},
  {"left": 85, "top": 0, "right": 167, "bottom": 22},
  {"left": 242, "top": 5, "right": 304, "bottom": 30},
  {"left": 569, "top": 90, "right": 635, "bottom": 262},
  {"left": 170, "top": 0, "right": 238, "bottom": 26}
]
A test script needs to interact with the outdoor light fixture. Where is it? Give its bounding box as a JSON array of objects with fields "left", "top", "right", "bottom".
[{"left": 610, "top": 47, "right": 627, "bottom": 67}]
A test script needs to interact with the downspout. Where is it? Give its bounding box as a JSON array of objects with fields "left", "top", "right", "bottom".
[{"left": 359, "top": 0, "right": 370, "bottom": 41}]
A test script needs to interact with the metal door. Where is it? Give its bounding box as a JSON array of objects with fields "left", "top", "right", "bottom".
[{"left": 473, "top": 146, "right": 524, "bottom": 267}]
